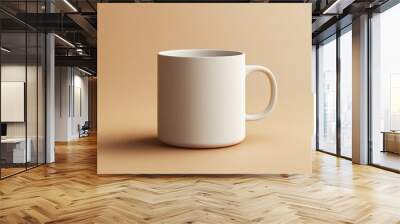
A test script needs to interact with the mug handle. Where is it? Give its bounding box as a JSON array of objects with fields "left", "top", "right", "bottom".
[{"left": 245, "top": 65, "right": 278, "bottom": 121}]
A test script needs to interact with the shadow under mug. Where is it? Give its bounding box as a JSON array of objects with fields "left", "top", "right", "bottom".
[{"left": 157, "top": 49, "right": 278, "bottom": 148}]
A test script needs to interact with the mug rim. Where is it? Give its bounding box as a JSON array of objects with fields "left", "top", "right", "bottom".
[{"left": 158, "top": 49, "right": 244, "bottom": 58}]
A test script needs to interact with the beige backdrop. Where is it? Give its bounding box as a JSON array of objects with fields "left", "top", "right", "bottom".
[{"left": 98, "top": 3, "right": 312, "bottom": 174}]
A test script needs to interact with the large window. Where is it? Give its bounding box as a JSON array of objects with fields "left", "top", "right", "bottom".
[
  {"left": 370, "top": 3, "right": 400, "bottom": 171},
  {"left": 317, "top": 36, "right": 337, "bottom": 154},
  {"left": 316, "top": 27, "right": 353, "bottom": 159},
  {"left": 340, "top": 28, "right": 352, "bottom": 158}
]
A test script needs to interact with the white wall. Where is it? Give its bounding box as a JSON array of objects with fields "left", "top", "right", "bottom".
[
  {"left": 1, "top": 63, "right": 46, "bottom": 164},
  {"left": 1, "top": 65, "right": 39, "bottom": 137},
  {"left": 55, "top": 67, "right": 89, "bottom": 141},
  {"left": 70, "top": 73, "right": 89, "bottom": 138},
  {"left": 1, "top": 65, "right": 28, "bottom": 142},
  {"left": 55, "top": 67, "right": 71, "bottom": 141}
]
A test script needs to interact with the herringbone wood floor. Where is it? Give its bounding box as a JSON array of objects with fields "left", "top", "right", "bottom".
[{"left": 1, "top": 135, "right": 400, "bottom": 224}]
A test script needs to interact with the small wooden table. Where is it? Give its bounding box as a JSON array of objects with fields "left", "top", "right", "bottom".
[{"left": 382, "top": 131, "right": 400, "bottom": 154}]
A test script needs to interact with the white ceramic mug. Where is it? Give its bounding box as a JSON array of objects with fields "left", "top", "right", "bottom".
[{"left": 157, "top": 49, "right": 278, "bottom": 148}]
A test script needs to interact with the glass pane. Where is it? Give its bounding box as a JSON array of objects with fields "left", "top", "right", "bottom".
[
  {"left": 340, "top": 29, "right": 352, "bottom": 158},
  {"left": 0, "top": 1, "right": 46, "bottom": 179},
  {"left": 312, "top": 46, "right": 317, "bottom": 150},
  {"left": 318, "top": 37, "right": 337, "bottom": 154},
  {"left": 38, "top": 33, "right": 46, "bottom": 165},
  {"left": 371, "top": 4, "right": 400, "bottom": 171},
  {"left": 26, "top": 0, "right": 38, "bottom": 168},
  {"left": 27, "top": 31, "right": 38, "bottom": 169},
  {"left": 1, "top": 32, "right": 27, "bottom": 178}
]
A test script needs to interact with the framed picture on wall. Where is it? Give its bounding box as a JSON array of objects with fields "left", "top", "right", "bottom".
[{"left": 1, "top": 81, "right": 25, "bottom": 122}]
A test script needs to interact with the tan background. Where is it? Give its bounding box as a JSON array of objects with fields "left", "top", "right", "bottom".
[{"left": 97, "top": 3, "right": 312, "bottom": 174}]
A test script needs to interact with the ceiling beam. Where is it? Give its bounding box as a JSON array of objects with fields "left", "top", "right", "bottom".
[
  {"left": 67, "top": 13, "right": 97, "bottom": 42},
  {"left": 323, "top": 0, "right": 356, "bottom": 14},
  {"left": 55, "top": 55, "right": 96, "bottom": 71}
]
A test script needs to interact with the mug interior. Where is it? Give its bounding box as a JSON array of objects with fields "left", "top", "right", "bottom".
[{"left": 158, "top": 49, "right": 243, "bottom": 58}]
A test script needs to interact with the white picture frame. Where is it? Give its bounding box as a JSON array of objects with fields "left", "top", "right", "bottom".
[{"left": 1, "top": 81, "right": 25, "bottom": 122}]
